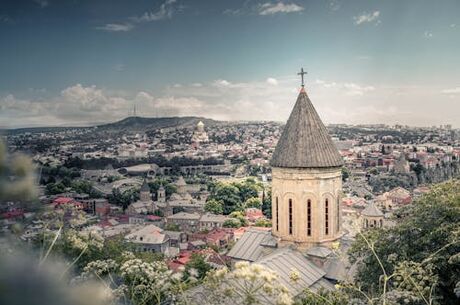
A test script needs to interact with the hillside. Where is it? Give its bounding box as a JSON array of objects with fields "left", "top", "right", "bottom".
[
  {"left": 4, "top": 116, "right": 222, "bottom": 135},
  {"left": 96, "top": 116, "right": 220, "bottom": 132}
]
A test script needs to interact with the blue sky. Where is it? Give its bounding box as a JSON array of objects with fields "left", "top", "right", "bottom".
[{"left": 1, "top": 0, "right": 459, "bottom": 128}]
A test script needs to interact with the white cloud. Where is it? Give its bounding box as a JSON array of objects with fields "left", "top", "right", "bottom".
[
  {"left": 2, "top": 80, "right": 459, "bottom": 128},
  {"left": 33, "top": 0, "right": 49, "bottom": 8},
  {"left": 424, "top": 31, "right": 433, "bottom": 38},
  {"left": 96, "top": 23, "right": 134, "bottom": 32},
  {"left": 266, "top": 78, "right": 278, "bottom": 85},
  {"left": 329, "top": 1, "right": 341, "bottom": 11},
  {"left": 353, "top": 11, "right": 380, "bottom": 25},
  {"left": 132, "top": 0, "right": 178, "bottom": 23},
  {"left": 258, "top": 2, "right": 304, "bottom": 15},
  {"left": 441, "top": 87, "right": 460, "bottom": 94},
  {"left": 343, "top": 83, "right": 375, "bottom": 96},
  {"left": 213, "top": 79, "right": 232, "bottom": 87},
  {"left": 315, "top": 79, "right": 374, "bottom": 96},
  {"left": 96, "top": 0, "right": 180, "bottom": 33},
  {"left": 450, "top": 23, "right": 456, "bottom": 28},
  {"left": 113, "top": 64, "right": 125, "bottom": 72}
]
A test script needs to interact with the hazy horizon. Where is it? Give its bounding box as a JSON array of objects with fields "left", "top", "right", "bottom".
[
  {"left": 1, "top": 0, "right": 459, "bottom": 128},
  {"left": 3, "top": 113, "right": 456, "bottom": 130}
]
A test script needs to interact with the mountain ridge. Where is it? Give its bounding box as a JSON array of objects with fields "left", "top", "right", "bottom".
[{"left": 3, "top": 116, "right": 222, "bottom": 135}]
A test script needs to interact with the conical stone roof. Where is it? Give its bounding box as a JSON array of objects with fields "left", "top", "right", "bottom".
[
  {"left": 140, "top": 179, "right": 150, "bottom": 192},
  {"left": 271, "top": 88, "right": 343, "bottom": 168},
  {"left": 361, "top": 201, "right": 384, "bottom": 217}
]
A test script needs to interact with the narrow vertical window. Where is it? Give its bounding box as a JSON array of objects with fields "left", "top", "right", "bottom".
[
  {"left": 325, "top": 199, "right": 329, "bottom": 235},
  {"left": 288, "top": 199, "right": 293, "bottom": 235},
  {"left": 307, "top": 199, "right": 311, "bottom": 236},
  {"left": 275, "top": 197, "right": 279, "bottom": 231},
  {"left": 336, "top": 197, "right": 340, "bottom": 233}
]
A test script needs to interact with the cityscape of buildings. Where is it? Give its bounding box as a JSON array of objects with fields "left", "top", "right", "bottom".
[
  {"left": 1, "top": 1, "right": 459, "bottom": 304},
  {"left": 1, "top": 79, "right": 459, "bottom": 303}
]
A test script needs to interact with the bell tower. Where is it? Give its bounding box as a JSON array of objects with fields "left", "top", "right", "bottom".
[{"left": 270, "top": 69, "right": 343, "bottom": 248}]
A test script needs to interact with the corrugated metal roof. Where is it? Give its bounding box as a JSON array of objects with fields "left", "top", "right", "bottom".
[
  {"left": 306, "top": 246, "right": 332, "bottom": 258},
  {"left": 324, "top": 257, "right": 348, "bottom": 282},
  {"left": 227, "top": 228, "right": 277, "bottom": 262},
  {"left": 270, "top": 89, "right": 343, "bottom": 168},
  {"left": 256, "top": 247, "right": 330, "bottom": 295}
]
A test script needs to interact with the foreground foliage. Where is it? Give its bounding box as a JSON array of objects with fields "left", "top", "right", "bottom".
[{"left": 349, "top": 179, "right": 460, "bottom": 304}]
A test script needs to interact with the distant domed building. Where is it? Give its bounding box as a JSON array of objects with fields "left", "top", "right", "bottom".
[
  {"left": 191, "top": 121, "right": 209, "bottom": 143},
  {"left": 361, "top": 201, "right": 384, "bottom": 229},
  {"left": 126, "top": 179, "right": 154, "bottom": 214},
  {"left": 270, "top": 86, "right": 343, "bottom": 248}
]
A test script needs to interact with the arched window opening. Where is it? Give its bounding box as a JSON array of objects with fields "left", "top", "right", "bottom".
[
  {"left": 307, "top": 199, "right": 312, "bottom": 236},
  {"left": 289, "top": 199, "right": 293, "bottom": 235},
  {"left": 276, "top": 197, "right": 279, "bottom": 231},
  {"left": 325, "top": 199, "right": 329, "bottom": 235},
  {"left": 336, "top": 197, "right": 340, "bottom": 233}
]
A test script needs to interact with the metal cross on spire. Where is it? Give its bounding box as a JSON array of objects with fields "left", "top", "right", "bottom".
[{"left": 297, "top": 67, "right": 307, "bottom": 87}]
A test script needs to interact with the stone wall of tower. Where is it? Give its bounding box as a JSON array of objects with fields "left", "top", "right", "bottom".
[
  {"left": 271, "top": 167, "right": 342, "bottom": 247},
  {"left": 140, "top": 190, "right": 151, "bottom": 202}
]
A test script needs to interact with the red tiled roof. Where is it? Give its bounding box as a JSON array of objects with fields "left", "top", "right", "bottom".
[
  {"left": 147, "top": 215, "right": 162, "bottom": 221},
  {"left": 1, "top": 209, "right": 24, "bottom": 219},
  {"left": 53, "top": 197, "right": 74, "bottom": 205}
]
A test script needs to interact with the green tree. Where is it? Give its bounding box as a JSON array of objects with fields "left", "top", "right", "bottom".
[
  {"left": 109, "top": 188, "right": 139, "bottom": 210},
  {"left": 223, "top": 218, "right": 243, "bottom": 228},
  {"left": 341, "top": 167, "right": 350, "bottom": 181},
  {"left": 204, "top": 199, "right": 224, "bottom": 214},
  {"left": 46, "top": 182, "right": 66, "bottom": 195},
  {"left": 164, "top": 223, "right": 180, "bottom": 231},
  {"left": 262, "top": 188, "right": 272, "bottom": 218},
  {"left": 244, "top": 197, "right": 262, "bottom": 209},
  {"left": 71, "top": 180, "right": 100, "bottom": 198},
  {"left": 184, "top": 253, "right": 212, "bottom": 280},
  {"left": 254, "top": 218, "right": 271, "bottom": 227},
  {"left": 349, "top": 179, "right": 460, "bottom": 304},
  {"left": 233, "top": 179, "right": 261, "bottom": 202},
  {"left": 209, "top": 183, "right": 242, "bottom": 214}
]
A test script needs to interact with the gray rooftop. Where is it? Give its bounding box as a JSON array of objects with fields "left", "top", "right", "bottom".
[
  {"left": 306, "top": 246, "right": 332, "bottom": 258},
  {"left": 361, "top": 201, "right": 384, "bottom": 217},
  {"left": 323, "top": 257, "right": 348, "bottom": 282},
  {"left": 199, "top": 213, "right": 228, "bottom": 223},
  {"left": 166, "top": 212, "right": 201, "bottom": 220},
  {"left": 270, "top": 88, "right": 343, "bottom": 168},
  {"left": 257, "top": 247, "right": 332, "bottom": 295},
  {"left": 227, "top": 228, "right": 277, "bottom": 262}
]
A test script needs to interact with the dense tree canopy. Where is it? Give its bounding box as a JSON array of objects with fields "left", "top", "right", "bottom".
[
  {"left": 204, "top": 199, "right": 224, "bottom": 214},
  {"left": 349, "top": 179, "right": 460, "bottom": 304}
]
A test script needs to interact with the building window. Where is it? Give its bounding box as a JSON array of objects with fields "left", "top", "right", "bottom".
[
  {"left": 289, "top": 199, "right": 293, "bottom": 235},
  {"left": 276, "top": 197, "right": 279, "bottom": 231},
  {"left": 325, "top": 199, "right": 329, "bottom": 235},
  {"left": 336, "top": 197, "right": 340, "bottom": 233},
  {"left": 307, "top": 199, "right": 312, "bottom": 236}
]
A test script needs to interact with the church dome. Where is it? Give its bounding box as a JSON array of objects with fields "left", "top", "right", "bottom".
[{"left": 270, "top": 88, "right": 343, "bottom": 168}]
